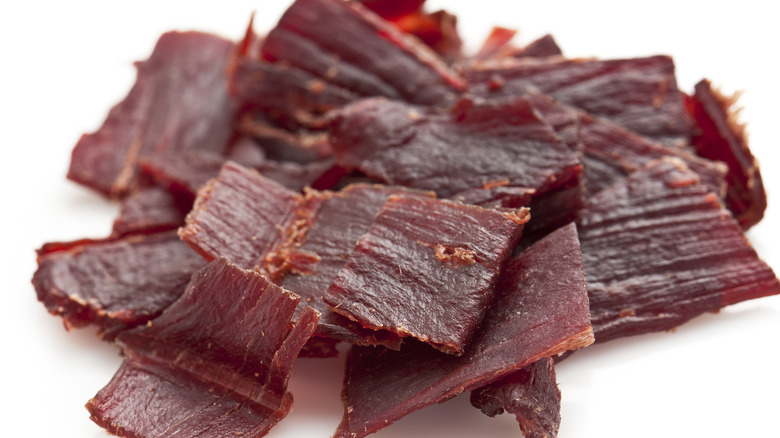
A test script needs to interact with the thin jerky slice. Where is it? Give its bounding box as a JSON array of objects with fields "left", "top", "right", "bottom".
[
  {"left": 511, "top": 34, "right": 563, "bottom": 59},
  {"left": 470, "top": 357, "right": 561, "bottom": 438},
  {"left": 473, "top": 26, "right": 518, "bottom": 60},
  {"left": 32, "top": 230, "right": 206, "bottom": 340},
  {"left": 179, "top": 161, "right": 302, "bottom": 269},
  {"left": 578, "top": 158, "right": 780, "bottom": 343},
  {"left": 392, "top": 9, "right": 463, "bottom": 64},
  {"left": 466, "top": 55, "right": 690, "bottom": 145},
  {"left": 110, "top": 186, "right": 188, "bottom": 237},
  {"left": 687, "top": 79, "right": 767, "bottom": 229},
  {"left": 68, "top": 31, "right": 237, "bottom": 198},
  {"left": 579, "top": 112, "right": 727, "bottom": 197},
  {"left": 260, "top": 0, "right": 465, "bottom": 107},
  {"left": 333, "top": 223, "right": 593, "bottom": 438},
  {"left": 276, "top": 184, "right": 433, "bottom": 347},
  {"left": 327, "top": 95, "right": 582, "bottom": 208},
  {"left": 181, "top": 163, "right": 407, "bottom": 348},
  {"left": 324, "top": 195, "right": 529, "bottom": 355},
  {"left": 87, "top": 258, "right": 319, "bottom": 438}
]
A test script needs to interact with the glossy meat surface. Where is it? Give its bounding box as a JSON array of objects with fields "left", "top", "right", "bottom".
[
  {"left": 87, "top": 259, "right": 319, "bottom": 437},
  {"left": 578, "top": 158, "right": 780, "bottom": 343},
  {"left": 68, "top": 31, "right": 237, "bottom": 198},
  {"left": 333, "top": 223, "right": 593, "bottom": 438}
]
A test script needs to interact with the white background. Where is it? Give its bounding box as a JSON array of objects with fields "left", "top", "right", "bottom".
[{"left": 2, "top": 1, "right": 779, "bottom": 437}]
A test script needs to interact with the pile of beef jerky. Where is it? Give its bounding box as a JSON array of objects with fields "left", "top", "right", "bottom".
[{"left": 32, "top": 0, "right": 780, "bottom": 437}]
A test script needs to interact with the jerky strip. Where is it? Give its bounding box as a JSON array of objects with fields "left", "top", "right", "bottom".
[
  {"left": 68, "top": 31, "right": 237, "bottom": 198},
  {"left": 470, "top": 357, "right": 561, "bottom": 438},
  {"left": 32, "top": 230, "right": 206, "bottom": 340},
  {"left": 467, "top": 55, "right": 690, "bottom": 146},
  {"left": 325, "top": 196, "right": 528, "bottom": 354},
  {"left": 87, "top": 258, "right": 319, "bottom": 438},
  {"left": 578, "top": 158, "right": 780, "bottom": 343},
  {"left": 687, "top": 79, "right": 767, "bottom": 229},
  {"left": 110, "top": 186, "right": 188, "bottom": 237},
  {"left": 333, "top": 223, "right": 593, "bottom": 438}
]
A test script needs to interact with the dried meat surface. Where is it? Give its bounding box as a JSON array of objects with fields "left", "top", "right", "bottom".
[
  {"left": 577, "top": 158, "right": 780, "bottom": 343},
  {"left": 32, "top": 231, "right": 206, "bottom": 340},
  {"left": 327, "top": 95, "right": 582, "bottom": 209},
  {"left": 466, "top": 55, "right": 690, "bottom": 146},
  {"left": 110, "top": 186, "right": 188, "bottom": 237},
  {"left": 180, "top": 163, "right": 414, "bottom": 349},
  {"left": 87, "top": 258, "right": 319, "bottom": 438},
  {"left": 470, "top": 357, "right": 561, "bottom": 438},
  {"left": 333, "top": 223, "right": 593, "bottom": 438},
  {"left": 687, "top": 79, "right": 767, "bottom": 229},
  {"left": 68, "top": 31, "right": 237, "bottom": 198},
  {"left": 244, "top": 0, "right": 464, "bottom": 126},
  {"left": 511, "top": 34, "right": 563, "bottom": 59},
  {"left": 325, "top": 195, "right": 528, "bottom": 354}
]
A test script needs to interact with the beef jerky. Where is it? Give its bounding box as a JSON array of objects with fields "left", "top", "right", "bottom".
[
  {"left": 577, "top": 158, "right": 780, "bottom": 343},
  {"left": 358, "top": 0, "right": 425, "bottom": 20},
  {"left": 392, "top": 9, "right": 463, "bottom": 64},
  {"left": 511, "top": 34, "right": 563, "bottom": 59},
  {"left": 466, "top": 55, "right": 690, "bottom": 146},
  {"left": 470, "top": 357, "right": 561, "bottom": 438},
  {"left": 276, "top": 184, "right": 433, "bottom": 347},
  {"left": 68, "top": 31, "right": 237, "bottom": 198},
  {"left": 110, "top": 186, "right": 188, "bottom": 237},
  {"left": 86, "top": 258, "right": 320, "bottom": 438},
  {"left": 333, "top": 223, "right": 593, "bottom": 438},
  {"left": 235, "top": 115, "right": 333, "bottom": 163},
  {"left": 473, "top": 26, "right": 518, "bottom": 60},
  {"left": 327, "top": 95, "right": 582, "bottom": 209},
  {"left": 687, "top": 79, "right": 767, "bottom": 229},
  {"left": 324, "top": 195, "right": 529, "bottom": 354},
  {"left": 260, "top": 0, "right": 465, "bottom": 110},
  {"left": 579, "top": 112, "right": 727, "bottom": 197},
  {"left": 32, "top": 230, "right": 206, "bottom": 340},
  {"left": 180, "top": 162, "right": 413, "bottom": 348},
  {"left": 179, "top": 161, "right": 302, "bottom": 269}
]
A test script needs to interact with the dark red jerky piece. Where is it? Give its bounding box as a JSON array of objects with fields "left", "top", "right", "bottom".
[
  {"left": 68, "top": 31, "right": 237, "bottom": 198},
  {"left": 179, "top": 162, "right": 302, "bottom": 270},
  {"left": 577, "top": 158, "right": 780, "bottom": 344},
  {"left": 327, "top": 95, "right": 582, "bottom": 208},
  {"left": 277, "top": 184, "right": 432, "bottom": 347},
  {"left": 470, "top": 357, "right": 561, "bottom": 438},
  {"left": 110, "top": 186, "right": 188, "bottom": 237},
  {"left": 324, "top": 195, "right": 529, "bottom": 355},
  {"left": 466, "top": 55, "right": 690, "bottom": 146},
  {"left": 231, "top": 57, "right": 362, "bottom": 129},
  {"left": 473, "top": 26, "right": 518, "bottom": 60},
  {"left": 358, "top": 0, "right": 425, "bottom": 20},
  {"left": 32, "top": 231, "right": 206, "bottom": 340},
  {"left": 687, "top": 79, "right": 767, "bottom": 229},
  {"left": 180, "top": 162, "right": 406, "bottom": 349},
  {"left": 333, "top": 223, "right": 593, "bottom": 438},
  {"left": 392, "top": 9, "right": 463, "bottom": 64},
  {"left": 87, "top": 259, "right": 320, "bottom": 438},
  {"left": 579, "top": 113, "right": 727, "bottom": 197},
  {"left": 236, "top": 115, "right": 333, "bottom": 163},
  {"left": 261, "top": 0, "right": 465, "bottom": 106},
  {"left": 511, "top": 34, "right": 563, "bottom": 59}
]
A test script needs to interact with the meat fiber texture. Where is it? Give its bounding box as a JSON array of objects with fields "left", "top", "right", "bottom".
[
  {"left": 68, "top": 31, "right": 237, "bottom": 198},
  {"left": 87, "top": 258, "right": 319, "bottom": 438},
  {"left": 32, "top": 230, "right": 207, "bottom": 340},
  {"left": 577, "top": 158, "right": 780, "bottom": 343},
  {"left": 324, "top": 195, "right": 529, "bottom": 354},
  {"left": 333, "top": 223, "right": 593, "bottom": 438},
  {"left": 470, "top": 357, "right": 561, "bottom": 438}
]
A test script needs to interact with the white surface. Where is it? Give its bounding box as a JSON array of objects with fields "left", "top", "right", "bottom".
[{"left": 2, "top": 1, "right": 779, "bottom": 437}]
